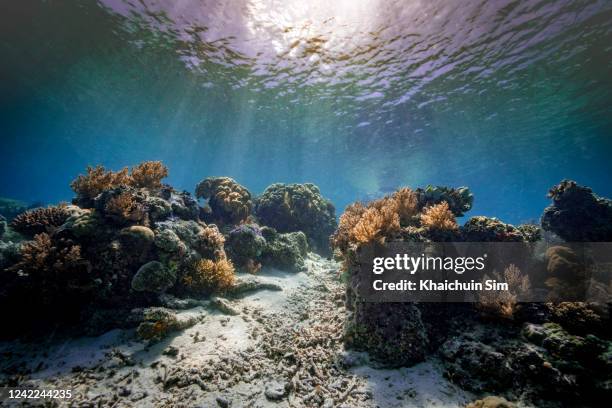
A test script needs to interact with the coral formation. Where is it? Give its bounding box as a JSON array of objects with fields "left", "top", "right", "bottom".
[
  {"left": 131, "top": 261, "right": 176, "bottom": 294},
  {"left": 181, "top": 257, "right": 235, "bottom": 293},
  {"left": 195, "top": 177, "right": 252, "bottom": 224},
  {"left": 254, "top": 183, "right": 336, "bottom": 255},
  {"left": 130, "top": 161, "right": 168, "bottom": 189},
  {"left": 226, "top": 224, "right": 267, "bottom": 267},
  {"left": 542, "top": 180, "right": 612, "bottom": 242},
  {"left": 260, "top": 228, "right": 308, "bottom": 273},
  {"left": 465, "top": 396, "right": 516, "bottom": 408},
  {"left": 70, "top": 165, "right": 131, "bottom": 206},
  {"left": 10, "top": 205, "right": 71, "bottom": 237},
  {"left": 478, "top": 264, "right": 531, "bottom": 320},
  {"left": 420, "top": 201, "right": 458, "bottom": 231},
  {"left": 416, "top": 185, "right": 473, "bottom": 217},
  {"left": 462, "top": 216, "right": 527, "bottom": 242}
]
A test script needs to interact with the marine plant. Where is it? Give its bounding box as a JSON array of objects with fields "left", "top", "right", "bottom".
[
  {"left": 130, "top": 161, "right": 168, "bottom": 189},
  {"left": 71, "top": 165, "right": 131, "bottom": 205},
  {"left": 182, "top": 257, "right": 235, "bottom": 293},
  {"left": 419, "top": 202, "right": 458, "bottom": 231},
  {"left": 195, "top": 176, "right": 252, "bottom": 224},
  {"left": 9, "top": 205, "right": 71, "bottom": 237}
]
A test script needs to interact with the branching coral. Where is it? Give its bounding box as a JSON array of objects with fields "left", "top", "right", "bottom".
[
  {"left": 392, "top": 188, "right": 419, "bottom": 226},
  {"left": 416, "top": 185, "right": 473, "bottom": 217},
  {"left": 196, "top": 224, "right": 226, "bottom": 260},
  {"left": 130, "top": 161, "right": 168, "bottom": 189},
  {"left": 70, "top": 165, "right": 131, "bottom": 205},
  {"left": 182, "top": 257, "right": 235, "bottom": 293},
  {"left": 10, "top": 205, "right": 70, "bottom": 237},
  {"left": 195, "top": 177, "right": 252, "bottom": 224},
  {"left": 103, "top": 191, "right": 147, "bottom": 225},
  {"left": 330, "top": 202, "right": 366, "bottom": 252},
  {"left": 420, "top": 202, "right": 458, "bottom": 231},
  {"left": 478, "top": 264, "right": 531, "bottom": 320},
  {"left": 349, "top": 204, "right": 400, "bottom": 245}
]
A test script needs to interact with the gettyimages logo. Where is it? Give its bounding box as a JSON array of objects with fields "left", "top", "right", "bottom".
[{"left": 372, "top": 253, "right": 487, "bottom": 275}]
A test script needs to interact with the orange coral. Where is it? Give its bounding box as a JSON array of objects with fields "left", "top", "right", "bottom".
[
  {"left": 10, "top": 205, "right": 70, "bottom": 237},
  {"left": 420, "top": 202, "right": 458, "bottom": 231},
  {"left": 70, "top": 165, "right": 131, "bottom": 203},
  {"left": 330, "top": 202, "right": 366, "bottom": 251},
  {"left": 182, "top": 257, "right": 235, "bottom": 293},
  {"left": 349, "top": 204, "right": 400, "bottom": 245},
  {"left": 130, "top": 161, "right": 168, "bottom": 189}
]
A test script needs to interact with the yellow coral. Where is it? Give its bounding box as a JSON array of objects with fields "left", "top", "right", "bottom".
[
  {"left": 130, "top": 161, "right": 168, "bottom": 189},
  {"left": 183, "top": 257, "right": 235, "bottom": 293},
  {"left": 420, "top": 202, "right": 458, "bottom": 231},
  {"left": 70, "top": 165, "right": 131, "bottom": 202}
]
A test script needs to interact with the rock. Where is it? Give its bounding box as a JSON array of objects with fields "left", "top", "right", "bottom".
[
  {"left": 227, "top": 275, "right": 282, "bottom": 297},
  {"left": 461, "top": 216, "right": 525, "bottom": 242},
  {"left": 415, "top": 185, "right": 473, "bottom": 217},
  {"left": 131, "top": 261, "right": 176, "bottom": 293},
  {"left": 210, "top": 297, "right": 239, "bottom": 316},
  {"left": 215, "top": 396, "right": 230, "bottom": 407},
  {"left": 162, "top": 346, "right": 179, "bottom": 357},
  {"left": 522, "top": 323, "right": 548, "bottom": 345},
  {"left": 264, "top": 380, "right": 288, "bottom": 401},
  {"left": 134, "top": 307, "right": 200, "bottom": 342},
  {"left": 225, "top": 224, "right": 266, "bottom": 267}
]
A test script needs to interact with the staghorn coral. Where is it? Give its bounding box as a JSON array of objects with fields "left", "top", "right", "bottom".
[
  {"left": 541, "top": 180, "right": 612, "bottom": 242},
  {"left": 130, "top": 161, "right": 168, "bottom": 189},
  {"left": 478, "top": 264, "right": 531, "bottom": 320},
  {"left": 195, "top": 177, "right": 252, "bottom": 224},
  {"left": 254, "top": 183, "right": 336, "bottom": 255},
  {"left": 420, "top": 202, "right": 458, "bottom": 231},
  {"left": 71, "top": 165, "right": 131, "bottom": 206},
  {"left": 182, "top": 257, "right": 235, "bottom": 293},
  {"left": 9, "top": 205, "right": 70, "bottom": 237}
]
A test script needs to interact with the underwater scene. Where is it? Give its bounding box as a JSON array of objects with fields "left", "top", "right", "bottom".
[{"left": 1, "top": 0, "right": 612, "bottom": 407}]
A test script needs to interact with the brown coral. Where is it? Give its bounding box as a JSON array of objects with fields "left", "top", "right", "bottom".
[
  {"left": 349, "top": 204, "right": 400, "bottom": 245},
  {"left": 391, "top": 187, "right": 419, "bottom": 226},
  {"left": 420, "top": 202, "right": 458, "bottom": 231},
  {"left": 330, "top": 202, "right": 366, "bottom": 252},
  {"left": 10, "top": 205, "right": 70, "bottom": 237},
  {"left": 478, "top": 264, "right": 531, "bottom": 320},
  {"left": 130, "top": 161, "right": 168, "bottom": 189},
  {"left": 104, "top": 191, "right": 147, "bottom": 225},
  {"left": 196, "top": 224, "right": 226, "bottom": 260},
  {"left": 466, "top": 396, "right": 516, "bottom": 408},
  {"left": 195, "top": 177, "right": 252, "bottom": 224},
  {"left": 71, "top": 165, "right": 131, "bottom": 204},
  {"left": 182, "top": 257, "right": 235, "bottom": 293}
]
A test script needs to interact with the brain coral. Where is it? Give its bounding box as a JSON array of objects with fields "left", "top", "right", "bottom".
[
  {"left": 254, "top": 183, "right": 337, "bottom": 256},
  {"left": 195, "top": 177, "right": 252, "bottom": 224}
]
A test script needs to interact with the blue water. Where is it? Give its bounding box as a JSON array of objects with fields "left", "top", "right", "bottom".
[{"left": 1, "top": 0, "right": 611, "bottom": 224}]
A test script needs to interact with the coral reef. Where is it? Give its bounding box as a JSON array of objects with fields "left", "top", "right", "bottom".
[
  {"left": 226, "top": 224, "right": 267, "bottom": 268},
  {"left": 542, "top": 180, "right": 612, "bottom": 242},
  {"left": 9, "top": 205, "right": 71, "bottom": 237},
  {"left": 416, "top": 185, "right": 473, "bottom": 217},
  {"left": 0, "top": 197, "right": 40, "bottom": 221},
  {"left": 0, "top": 215, "right": 5, "bottom": 239},
  {"left": 260, "top": 228, "right": 308, "bottom": 273},
  {"left": 130, "top": 161, "right": 168, "bottom": 189},
  {"left": 254, "top": 183, "right": 336, "bottom": 255},
  {"left": 462, "top": 216, "right": 527, "bottom": 242},
  {"left": 131, "top": 261, "right": 176, "bottom": 294},
  {"left": 71, "top": 165, "right": 131, "bottom": 207},
  {"left": 420, "top": 201, "right": 458, "bottom": 231},
  {"left": 195, "top": 177, "right": 252, "bottom": 224},
  {"left": 181, "top": 257, "right": 235, "bottom": 294},
  {"left": 477, "top": 264, "right": 531, "bottom": 320}
]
